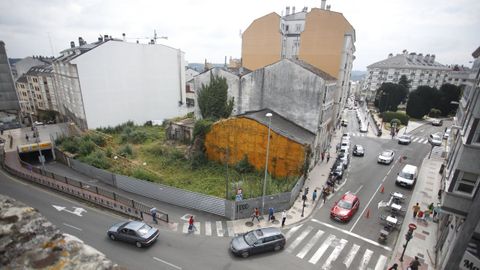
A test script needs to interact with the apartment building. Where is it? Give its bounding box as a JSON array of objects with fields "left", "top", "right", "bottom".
[
  {"left": 438, "top": 46, "right": 480, "bottom": 269},
  {"left": 53, "top": 36, "right": 186, "bottom": 130},
  {"left": 241, "top": 0, "right": 355, "bottom": 127}
]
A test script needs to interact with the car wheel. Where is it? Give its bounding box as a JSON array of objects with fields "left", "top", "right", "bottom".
[
  {"left": 274, "top": 245, "right": 282, "bottom": 251},
  {"left": 135, "top": 241, "right": 142, "bottom": 248},
  {"left": 241, "top": 251, "right": 249, "bottom": 258},
  {"left": 109, "top": 234, "right": 115, "bottom": 241}
]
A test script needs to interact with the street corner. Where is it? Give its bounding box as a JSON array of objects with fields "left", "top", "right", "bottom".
[{"left": 392, "top": 252, "right": 430, "bottom": 270}]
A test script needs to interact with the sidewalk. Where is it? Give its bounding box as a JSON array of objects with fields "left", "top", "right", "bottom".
[
  {"left": 231, "top": 129, "right": 344, "bottom": 233},
  {"left": 388, "top": 156, "right": 443, "bottom": 270}
]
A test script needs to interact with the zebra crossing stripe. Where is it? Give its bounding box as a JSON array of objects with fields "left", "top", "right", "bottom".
[
  {"left": 205, "top": 221, "right": 212, "bottom": 236},
  {"left": 412, "top": 137, "right": 420, "bottom": 142},
  {"left": 423, "top": 140, "right": 428, "bottom": 144},
  {"left": 308, "top": 234, "right": 335, "bottom": 264},
  {"left": 216, "top": 221, "right": 224, "bottom": 236},
  {"left": 182, "top": 223, "right": 189, "bottom": 234},
  {"left": 285, "top": 224, "right": 303, "bottom": 240},
  {"left": 286, "top": 226, "right": 313, "bottom": 253},
  {"left": 322, "top": 238, "right": 348, "bottom": 270},
  {"left": 296, "top": 230, "right": 324, "bottom": 259},
  {"left": 374, "top": 255, "right": 388, "bottom": 270},
  {"left": 343, "top": 244, "right": 360, "bottom": 268},
  {"left": 226, "top": 221, "right": 235, "bottom": 237},
  {"left": 194, "top": 222, "right": 200, "bottom": 235},
  {"left": 359, "top": 249, "right": 374, "bottom": 270}
]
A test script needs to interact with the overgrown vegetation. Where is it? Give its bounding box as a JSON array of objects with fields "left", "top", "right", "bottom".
[
  {"left": 197, "top": 74, "right": 234, "bottom": 120},
  {"left": 380, "top": 111, "right": 409, "bottom": 125}
]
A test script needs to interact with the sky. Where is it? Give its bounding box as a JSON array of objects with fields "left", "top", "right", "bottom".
[{"left": 1, "top": 0, "right": 479, "bottom": 71}]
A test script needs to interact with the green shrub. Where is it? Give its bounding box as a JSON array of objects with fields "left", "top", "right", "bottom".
[
  {"left": 62, "top": 137, "right": 80, "bottom": 154},
  {"left": 78, "top": 139, "right": 96, "bottom": 156},
  {"left": 381, "top": 111, "right": 409, "bottom": 125},
  {"left": 169, "top": 149, "right": 185, "bottom": 160},
  {"left": 79, "top": 150, "right": 110, "bottom": 169},
  {"left": 90, "top": 133, "right": 106, "bottom": 147},
  {"left": 105, "top": 147, "right": 113, "bottom": 158},
  {"left": 193, "top": 119, "right": 213, "bottom": 139},
  {"left": 118, "top": 144, "right": 133, "bottom": 157},
  {"left": 235, "top": 155, "right": 255, "bottom": 174},
  {"left": 429, "top": 108, "right": 441, "bottom": 118},
  {"left": 132, "top": 168, "right": 158, "bottom": 182},
  {"left": 190, "top": 151, "right": 208, "bottom": 169}
]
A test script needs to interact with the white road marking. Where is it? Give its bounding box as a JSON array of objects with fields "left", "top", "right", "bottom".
[
  {"left": 354, "top": 185, "right": 363, "bottom": 195},
  {"left": 287, "top": 226, "right": 313, "bottom": 253},
  {"left": 226, "top": 221, "right": 235, "bottom": 237},
  {"left": 63, "top": 223, "right": 82, "bottom": 231},
  {"left": 308, "top": 234, "right": 335, "bottom": 264},
  {"left": 205, "top": 221, "right": 212, "bottom": 236},
  {"left": 216, "top": 221, "right": 224, "bottom": 236},
  {"left": 358, "top": 249, "right": 374, "bottom": 270},
  {"left": 350, "top": 182, "right": 385, "bottom": 232},
  {"left": 194, "top": 222, "right": 200, "bottom": 235},
  {"left": 343, "top": 244, "right": 360, "bottom": 268},
  {"left": 412, "top": 137, "right": 420, "bottom": 142},
  {"left": 374, "top": 255, "right": 388, "bottom": 270},
  {"left": 153, "top": 257, "right": 182, "bottom": 270},
  {"left": 322, "top": 238, "right": 348, "bottom": 270},
  {"left": 285, "top": 224, "right": 303, "bottom": 240},
  {"left": 311, "top": 219, "right": 392, "bottom": 251},
  {"left": 296, "top": 229, "right": 324, "bottom": 259},
  {"left": 423, "top": 140, "right": 428, "bottom": 144}
]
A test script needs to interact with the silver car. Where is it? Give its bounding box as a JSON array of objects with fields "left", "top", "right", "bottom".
[
  {"left": 398, "top": 134, "right": 412, "bottom": 145},
  {"left": 429, "top": 134, "right": 442, "bottom": 146},
  {"left": 377, "top": 150, "right": 395, "bottom": 165},
  {"left": 107, "top": 220, "right": 159, "bottom": 248}
]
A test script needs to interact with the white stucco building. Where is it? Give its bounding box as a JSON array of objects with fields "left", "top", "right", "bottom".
[{"left": 53, "top": 37, "right": 186, "bottom": 130}]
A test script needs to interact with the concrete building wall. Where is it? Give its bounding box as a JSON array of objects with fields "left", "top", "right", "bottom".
[
  {"left": 0, "top": 41, "right": 20, "bottom": 112},
  {"left": 242, "top": 13, "right": 282, "bottom": 71},
  {"left": 12, "top": 57, "right": 45, "bottom": 79}
]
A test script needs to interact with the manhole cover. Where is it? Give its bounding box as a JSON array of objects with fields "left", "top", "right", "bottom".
[{"left": 245, "top": 221, "right": 254, "bottom": 227}]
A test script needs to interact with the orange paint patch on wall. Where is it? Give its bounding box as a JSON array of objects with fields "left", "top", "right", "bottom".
[{"left": 204, "top": 118, "right": 307, "bottom": 178}]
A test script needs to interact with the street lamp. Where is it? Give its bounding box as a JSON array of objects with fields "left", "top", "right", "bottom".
[
  {"left": 261, "top": 112, "right": 273, "bottom": 215},
  {"left": 400, "top": 223, "right": 417, "bottom": 261}
]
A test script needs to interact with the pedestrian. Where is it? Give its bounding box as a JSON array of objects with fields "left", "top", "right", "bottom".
[
  {"left": 312, "top": 189, "right": 317, "bottom": 202},
  {"left": 25, "top": 134, "right": 29, "bottom": 141},
  {"left": 303, "top": 187, "right": 309, "bottom": 197},
  {"left": 409, "top": 256, "right": 421, "bottom": 270},
  {"left": 322, "top": 188, "right": 328, "bottom": 203},
  {"left": 433, "top": 203, "right": 440, "bottom": 221},
  {"left": 150, "top": 207, "right": 158, "bottom": 224},
  {"left": 281, "top": 210, "right": 287, "bottom": 227},
  {"left": 387, "top": 263, "right": 398, "bottom": 270},
  {"left": 413, "top": 202, "right": 420, "bottom": 218},
  {"left": 326, "top": 152, "right": 330, "bottom": 163},
  {"left": 268, "top": 207, "right": 274, "bottom": 222},
  {"left": 336, "top": 143, "right": 340, "bottom": 153},
  {"left": 428, "top": 202, "right": 434, "bottom": 212},
  {"left": 321, "top": 152, "right": 325, "bottom": 162},
  {"left": 188, "top": 215, "right": 195, "bottom": 233},
  {"left": 251, "top": 207, "right": 260, "bottom": 223},
  {"left": 424, "top": 209, "right": 431, "bottom": 220}
]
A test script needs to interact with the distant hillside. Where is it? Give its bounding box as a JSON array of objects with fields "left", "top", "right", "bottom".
[{"left": 351, "top": 70, "right": 367, "bottom": 81}]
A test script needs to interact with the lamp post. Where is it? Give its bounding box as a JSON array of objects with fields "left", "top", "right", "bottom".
[
  {"left": 261, "top": 112, "right": 273, "bottom": 215},
  {"left": 400, "top": 223, "right": 417, "bottom": 261}
]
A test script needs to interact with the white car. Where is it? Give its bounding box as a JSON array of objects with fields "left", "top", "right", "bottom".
[
  {"left": 443, "top": 128, "right": 451, "bottom": 140},
  {"left": 378, "top": 150, "right": 395, "bottom": 165},
  {"left": 340, "top": 141, "right": 350, "bottom": 152},
  {"left": 342, "top": 133, "right": 351, "bottom": 141},
  {"left": 429, "top": 134, "right": 442, "bottom": 146},
  {"left": 398, "top": 134, "right": 412, "bottom": 145},
  {"left": 360, "top": 125, "right": 368, "bottom": 133}
]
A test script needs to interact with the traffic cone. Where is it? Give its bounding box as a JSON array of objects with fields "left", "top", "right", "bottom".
[
  {"left": 380, "top": 185, "right": 385, "bottom": 193},
  {"left": 365, "top": 209, "right": 370, "bottom": 218}
]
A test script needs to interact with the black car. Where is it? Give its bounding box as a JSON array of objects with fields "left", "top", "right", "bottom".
[
  {"left": 230, "top": 227, "right": 285, "bottom": 258},
  {"left": 353, "top": 145, "right": 364, "bottom": 156},
  {"left": 331, "top": 162, "right": 345, "bottom": 179},
  {"left": 107, "top": 221, "right": 159, "bottom": 248}
]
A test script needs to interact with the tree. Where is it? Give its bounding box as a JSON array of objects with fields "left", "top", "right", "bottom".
[
  {"left": 406, "top": 86, "right": 441, "bottom": 119},
  {"left": 406, "top": 92, "right": 425, "bottom": 119},
  {"left": 438, "top": 83, "right": 462, "bottom": 116},
  {"left": 398, "top": 75, "right": 411, "bottom": 95},
  {"left": 375, "top": 83, "right": 408, "bottom": 112},
  {"left": 197, "top": 74, "right": 234, "bottom": 120}
]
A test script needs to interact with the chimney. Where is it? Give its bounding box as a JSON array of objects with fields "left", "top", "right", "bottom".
[
  {"left": 326, "top": 5, "right": 331, "bottom": 10},
  {"left": 417, "top": 53, "right": 423, "bottom": 61},
  {"left": 286, "top": 6, "right": 290, "bottom": 15},
  {"left": 98, "top": 36, "right": 103, "bottom": 42},
  {"left": 70, "top": 41, "right": 75, "bottom": 48},
  {"left": 122, "top": 33, "right": 126, "bottom": 41},
  {"left": 292, "top": 6, "right": 295, "bottom": 14},
  {"left": 388, "top": 53, "right": 393, "bottom": 58},
  {"left": 321, "top": 0, "right": 326, "bottom": 9},
  {"left": 104, "top": 35, "right": 109, "bottom": 41},
  {"left": 430, "top": 54, "right": 435, "bottom": 63},
  {"left": 408, "top": 52, "right": 416, "bottom": 60},
  {"left": 403, "top": 49, "right": 408, "bottom": 55},
  {"left": 78, "top": 37, "right": 84, "bottom": 46},
  {"left": 424, "top": 54, "right": 430, "bottom": 63}
]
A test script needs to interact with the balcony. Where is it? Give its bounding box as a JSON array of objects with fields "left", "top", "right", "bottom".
[{"left": 441, "top": 190, "right": 472, "bottom": 217}]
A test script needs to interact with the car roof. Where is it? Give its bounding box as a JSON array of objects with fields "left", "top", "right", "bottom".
[
  {"left": 402, "top": 164, "right": 417, "bottom": 172},
  {"left": 123, "top": 221, "right": 145, "bottom": 231},
  {"left": 355, "top": 144, "right": 363, "bottom": 148},
  {"left": 255, "top": 227, "right": 282, "bottom": 238},
  {"left": 341, "top": 193, "right": 358, "bottom": 202},
  {"left": 382, "top": 150, "right": 394, "bottom": 154}
]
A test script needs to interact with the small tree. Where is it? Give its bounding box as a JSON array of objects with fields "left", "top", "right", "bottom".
[
  {"left": 438, "top": 83, "right": 462, "bottom": 116},
  {"left": 197, "top": 74, "right": 234, "bottom": 120}
]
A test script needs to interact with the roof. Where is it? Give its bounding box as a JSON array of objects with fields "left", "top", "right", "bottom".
[
  {"left": 367, "top": 53, "right": 449, "bottom": 70},
  {"left": 283, "top": 11, "right": 307, "bottom": 21},
  {"left": 472, "top": 46, "right": 480, "bottom": 58},
  {"left": 255, "top": 227, "right": 282, "bottom": 238},
  {"left": 16, "top": 75, "right": 27, "bottom": 84},
  {"left": 173, "top": 118, "right": 195, "bottom": 128},
  {"left": 288, "top": 59, "right": 337, "bottom": 81},
  {"left": 26, "top": 64, "right": 53, "bottom": 76},
  {"left": 124, "top": 221, "right": 145, "bottom": 231},
  {"left": 342, "top": 193, "right": 358, "bottom": 202},
  {"left": 240, "top": 108, "right": 315, "bottom": 146}
]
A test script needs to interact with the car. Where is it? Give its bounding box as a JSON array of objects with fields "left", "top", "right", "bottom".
[
  {"left": 342, "top": 133, "right": 351, "bottom": 141},
  {"left": 330, "top": 162, "right": 345, "bottom": 179},
  {"left": 230, "top": 227, "right": 286, "bottom": 258},
  {"left": 431, "top": 119, "right": 443, "bottom": 126},
  {"left": 341, "top": 120, "right": 348, "bottom": 127},
  {"left": 330, "top": 193, "right": 360, "bottom": 222},
  {"left": 33, "top": 121, "right": 44, "bottom": 126},
  {"left": 353, "top": 145, "right": 364, "bottom": 156},
  {"left": 398, "top": 134, "right": 412, "bottom": 145},
  {"left": 377, "top": 150, "right": 395, "bottom": 164},
  {"left": 360, "top": 124, "right": 368, "bottom": 133},
  {"left": 396, "top": 164, "right": 418, "bottom": 188},
  {"left": 443, "top": 128, "right": 451, "bottom": 140},
  {"left": 337, "top": 152, "right": 350, "bottom": 168},
  {"left": 428, "top": 134, "right": 442, "bottom": 146},
  {"left": 340, "top": 141, "right": 350, "bottom": 153},
  {"left": 107, "top": 220, "right": 159, "bottom": 248}
]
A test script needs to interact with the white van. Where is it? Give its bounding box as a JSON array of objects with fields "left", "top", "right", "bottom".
[{"left": 396, "top": 164, "right": 418, "bottom": 188}]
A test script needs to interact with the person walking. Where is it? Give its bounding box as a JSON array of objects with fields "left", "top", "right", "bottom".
[
  {"left": 281, "top": 210, "right": 287, "bottom": 227},
  {"left": 321, "top": 152, "right": 325, "bottom": 162},
  {"left": 312, "top": 189, "right": 317, "bottom": 202},
  {"left": 188, "top": 216, "right": 195, "bottom": 233},
  {"left": 409, "top": 256, "right": 421, "bottom": 270},
  {"left": 150, "top": 208, "right": 158, "bottom": 224},
  {"left": 268, "top": 207, "right": 274, "bottom": 222},
  {"left": 413, "top": 202, "right": 420, "bottom": 218},
  {"left": 251, "top": 207, "right": 260, "bottom": 223},
  {"left": 326, "top": 152, "right": 330, "bottom": 163},
  {"left": 25, "top": 134, "right": 29, "bottom": 141},
  {"left": 322, "top": 188, "right": 328, "bottom": 203}
]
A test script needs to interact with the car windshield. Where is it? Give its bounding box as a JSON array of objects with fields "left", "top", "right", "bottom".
[
  {"left": 356, "top": 146, "right": 363, "bottom": 151},
  {"left": 337, "top": 200, "right": 352, "bottom": 209},
  {"left": 399, "top": 171, "right": 414, "bottom": 179},
  {"left": 381, "top": 151, "right": 392, "bottom": 157},
  {"left": 243, "top": 231, "right": 258, "bottom": 246},
  {"left": 137, "top": 224, "right": 152, "bottom": 236},
  {"left": 432, "top": 135, "right": 441, "bottom": 140},
  {"left": 400, "top": 135, "right": 410, "bottom": 139}
]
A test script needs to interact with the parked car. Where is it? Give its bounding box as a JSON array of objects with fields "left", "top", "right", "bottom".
[
  {"left": 431, "top": 119, "right": 443, "bottom": 126},
  {"left": 330, "top": 193, "right": 360, "bottom": 222},
  {"left": 396, "top": 164, "right": 418, "bottom": 188},
  {"left": 337, "top": 152, "right": 350, "bottom": 168},
  {"left": 360, "top": 124, "right": 368, "bottom": 133},
  {"left": 107, "top": 221, "right": 159, "bottom": 248},
  {"left": 341, "top": 120, "right": 348, "bottom": 127},
  {"left": 398, "top": 134, "right": 412, "bottom": 145},
  {"left": 33, "top": 121, "right": 44, "bottom": 126},
  {"left": 230, "top": 227, "right": 286, "bottom": 258},
  {"left": 443, "top": 128, "right": 451, "bottom": 140},
  {"left": 340, "top": 141, "right": 350, "bottom": 153},
  {"left": 377, "top": 150, "right": 395, "bottom": 165},
  {"left": 342, "top": 133, "right": 351, "bottom": 141},
  {"left": 331, "top": 162, "right": 345, "bottom": 179},
  {"left": 353, "top": 145, "right": 364, "bottom": 156},
  {"left": 428, "top": 134, "right": 442, "bottom": 146}
]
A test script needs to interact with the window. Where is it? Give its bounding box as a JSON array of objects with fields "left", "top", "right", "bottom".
[
  {"left": 285, "top": 25, "right": 289, "bottom": 32},
  {"left": 186, "top": 98, "right": 195, "bottom": 107},
  {"left": 295, "top": 24, "right": 301, "bottom": 31},
  {"left": 454, "top": 172, "right": 479, "bottom": 195}
]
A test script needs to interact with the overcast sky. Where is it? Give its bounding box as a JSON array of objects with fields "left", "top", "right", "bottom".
[{"left": 1, "top": 0, "right": 479, "bottom": 70}]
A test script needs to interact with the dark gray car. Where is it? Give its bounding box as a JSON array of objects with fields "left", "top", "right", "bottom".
[
  {"left": 107, "top": 221, "right": 159, "bottom": 248},
  {"left": 230, "top": 227, "right": 285, "bottom": 258}
]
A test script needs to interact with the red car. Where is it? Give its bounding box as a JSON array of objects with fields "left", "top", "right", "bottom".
[{"left": 330, "top": 193, "right": 360, "bottom": 222}]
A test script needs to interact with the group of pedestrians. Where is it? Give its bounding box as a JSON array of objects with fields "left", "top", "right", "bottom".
[
  {"left": 412, "top": 202, "right": 439, "bottom": 221},
  {"left": 251, "top": 207, "right": 288, "bottom": 228}
]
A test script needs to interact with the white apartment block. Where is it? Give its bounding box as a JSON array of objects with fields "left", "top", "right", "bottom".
[
  {"left": 363, "top": 50, "right": 451, "bottom": 100},
  {"left": 53, "top": 36, "right": 186, "bottom": 130}
]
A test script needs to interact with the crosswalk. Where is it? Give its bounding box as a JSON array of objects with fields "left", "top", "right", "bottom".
[
  {"left": 171, "top": 220, "right": 235, "bottom": 237},
  {"left": 284, "top": 224, "right": 388, "bottom": 270},
  {"left": 350, "top": 132, "right": 431, "bottom": 144}
]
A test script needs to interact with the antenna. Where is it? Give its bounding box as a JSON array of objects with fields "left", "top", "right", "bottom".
[
  {"left": 125, "top": 30, "right": 167, "bottom": 44},
  {"left": 47, "top": 32, "right": 55, "bottom": 56}
]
